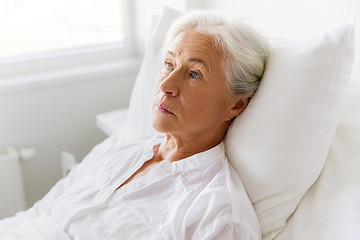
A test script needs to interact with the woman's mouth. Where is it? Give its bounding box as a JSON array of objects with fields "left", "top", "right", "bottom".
[{"left": 156, "top": 104, "right": 174, "bottom": 114}]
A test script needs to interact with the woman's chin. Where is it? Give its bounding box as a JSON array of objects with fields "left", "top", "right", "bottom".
[
  {"left": 152, "top": 116, "right": 175, "bottom": 133},
  {"left": 152, "top": 120, "right": 168, "bottom": 133}
]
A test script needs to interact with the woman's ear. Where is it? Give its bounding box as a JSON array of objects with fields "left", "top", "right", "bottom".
[{"left": 225, "top": 96, "right": 251, "bottom": 121}]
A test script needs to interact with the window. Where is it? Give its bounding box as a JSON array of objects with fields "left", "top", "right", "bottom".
[
  {"left": 0, "top": 0, "right": 128, "bottom": 58},
  {"left": 0, "top": 0, "right": 139, "bottom": 93}
]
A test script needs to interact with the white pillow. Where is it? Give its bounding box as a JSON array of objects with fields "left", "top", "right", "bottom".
[
  {"left": 120, "top": 7, "right": 356, "bottom": 239},
  {"left": 225, "top": 21, "right": 355, "bottom": 239},
  {"left": 117, "top": 7, "right": 182, "bottom": 142},
  {"left": 274, "top": 84, "right": 360, "bottom": 240}
]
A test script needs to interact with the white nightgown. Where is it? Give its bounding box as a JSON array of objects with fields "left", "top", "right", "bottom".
[{"left": 0, "top": 133, "right": 261, "bottom": 240}]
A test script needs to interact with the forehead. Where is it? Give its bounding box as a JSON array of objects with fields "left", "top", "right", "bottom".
[{"left": 166, "top": 30, "right": 223, "bottom": 72}]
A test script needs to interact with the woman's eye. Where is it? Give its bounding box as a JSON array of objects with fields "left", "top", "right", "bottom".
[
  {"left": 165, "top": 63, "right": 173, "bottom": 70},
  {"left": 190, "top": 71, "right": 200, "bottom": 79}
]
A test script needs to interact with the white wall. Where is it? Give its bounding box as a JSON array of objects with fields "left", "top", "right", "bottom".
[{"left": 0, "top": 73, "right": 136, "bottom": 206}]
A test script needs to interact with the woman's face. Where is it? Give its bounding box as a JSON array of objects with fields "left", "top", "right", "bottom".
[{"left": 152, "top": 30, "right": 240, "bottom": 139}]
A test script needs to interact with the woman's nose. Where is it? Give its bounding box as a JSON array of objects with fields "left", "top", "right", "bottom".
[{"left": 159, "top": 71, "right": 180, "bottom": 96}]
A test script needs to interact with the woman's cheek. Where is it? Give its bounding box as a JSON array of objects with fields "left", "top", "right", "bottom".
[{"left": 190, "top": 91, "right": 208, "bottom": 109}]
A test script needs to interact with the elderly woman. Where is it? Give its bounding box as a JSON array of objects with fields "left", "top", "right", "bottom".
[{"left": 0, "top": 10, "right": 268, "bottom": 240}]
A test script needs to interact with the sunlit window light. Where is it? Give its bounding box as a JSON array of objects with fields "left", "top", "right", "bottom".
[{"left": 0, "top": 0, "right": 125, "bottom": 59}]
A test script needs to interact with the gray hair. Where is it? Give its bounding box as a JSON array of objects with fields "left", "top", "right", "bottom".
[{"left": 163, "top": 10, "right": 269, "bottom": 99}]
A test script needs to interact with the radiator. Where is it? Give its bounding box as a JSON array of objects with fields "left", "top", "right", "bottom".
[{"left": 0, "top": 147, "right": 26, "bottom": 219}]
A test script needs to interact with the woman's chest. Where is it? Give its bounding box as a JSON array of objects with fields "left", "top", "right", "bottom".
[
  {"left": 48, "top": 167, "right": 211, "bottom": 240},
  {"left": 50, "top": 177, "right": 195, "bottom": 240}
]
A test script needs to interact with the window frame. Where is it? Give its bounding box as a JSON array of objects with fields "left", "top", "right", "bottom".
[{"left": 0, "top": 0, "right": 140, "bottom": 95}]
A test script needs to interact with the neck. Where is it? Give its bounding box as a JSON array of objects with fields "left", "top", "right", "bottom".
[{"left": 157, "top": 124, "right": 229, "bottom": 163}]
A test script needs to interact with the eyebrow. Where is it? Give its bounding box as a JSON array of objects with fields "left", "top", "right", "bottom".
[
  {"left": 167, "top": 50, "right": 176, "bottom": 56},
  {"left": 188, "top": 57, "right": 210, "bottom": 72},
  {"left": 188, "top": 57, "right": 205, "bottom": 65},
  {"left": 166, "top": 50, "right": 210, "bottom": 72}
]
